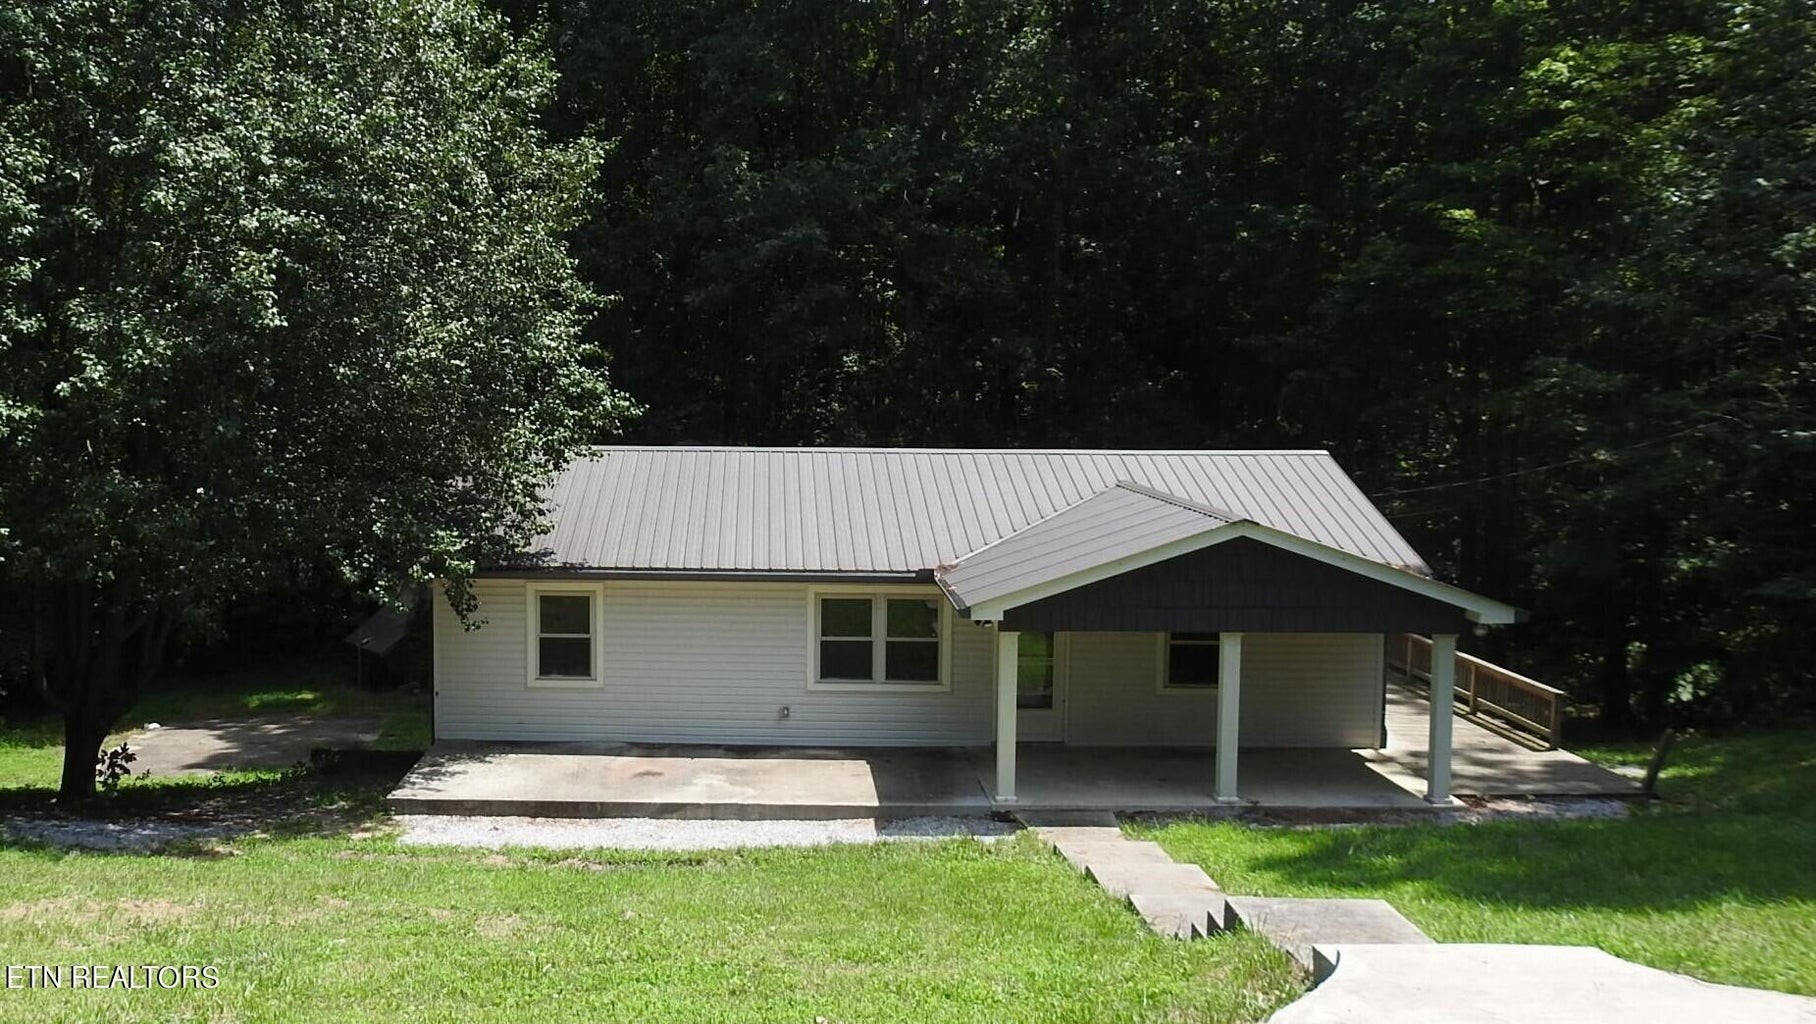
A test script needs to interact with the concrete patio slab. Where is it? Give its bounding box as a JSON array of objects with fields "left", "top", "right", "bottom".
[
  {"left": 388, "top": 743, "right": 991, "bottom": 819},
  {"left": 1273, "top": 943, "right": 1816, "bottom": 1024},
  {"left": 390, "top": 697, "right": 1637, "bottom": 817},
  {"left": 997, "top": 746, "right": 1435, "bottom": 811},
  {"left": 1226, "top": 897, "right": 1432, "bottom": 967}
]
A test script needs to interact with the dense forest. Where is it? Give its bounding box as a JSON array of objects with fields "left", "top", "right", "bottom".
[
  {"left": 1, "top": 1, "right": 1809, "bottom": 768},
  {"left": 497, "top": 0, "right": 1813, "bottom": 732}
]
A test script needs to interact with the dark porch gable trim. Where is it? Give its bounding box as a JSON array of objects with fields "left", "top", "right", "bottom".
[{"left": 951, "top": 521, "right": 1522, "bottom": 625}]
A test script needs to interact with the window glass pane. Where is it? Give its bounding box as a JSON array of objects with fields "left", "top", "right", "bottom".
[
  {"left": 1017, "top": 632, "right": 1052, "bottom": 658},
  {"left": 1173, "top": 632, "right": 1219, "bottom": 643},
  {"left": 885, "top": 599, "right": 939, "bottom": 639},
  {"left": 821, "top": 598, "right": 873, "bottom": 638},
  {"left": 539, "top": 595, "right": 591, "bottom": 636},
  {"left": 1017, "top": 658, "right": 1054, "bottom": 708},
  {"left": 538, "top": 636, "right": 592, "bottom": 678},
  {"left": 820, "top": 639, "right": 874, "bottom": 680},
  {"left": 884, "top": 640, "right": 939, "bottom": 682},
  {"left": 1167, "top": 641, "right": 1219, "bottom": 687}
]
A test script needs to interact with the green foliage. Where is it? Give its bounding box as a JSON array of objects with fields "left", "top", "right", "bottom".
[
  {"left": 1134, "top": 729, "right": 1816, "bottom": 995},
  {"left": 508, "top": 0, "right": 1813, "bottom": 729},
  {"left": 0, "top": 835, "right": 1301, "bottom": 1022},
  {"left": 0, "top": 0, "right": 629, "bottom": 794}
]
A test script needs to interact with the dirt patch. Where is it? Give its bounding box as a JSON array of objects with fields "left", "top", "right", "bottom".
[
  {"left": 128, "top": 715, "right": 387, "bottom": 776},
  {"left": 1, "top": 896, "right": 199, "bottom": 926},
  {"left": 473, "top": 914, "right": 526, "bottom": 939}
]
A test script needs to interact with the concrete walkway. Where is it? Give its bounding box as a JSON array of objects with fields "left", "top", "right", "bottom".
[
  {"left": 1027, "top": 818, "right": 1231, "bottom": 939},
  {"left": 1274, "top": 944, "right": 1816, "bottom": 1023},
  {"left": 1032, "top": 816, "right": 1815, "bottom": 1022}
]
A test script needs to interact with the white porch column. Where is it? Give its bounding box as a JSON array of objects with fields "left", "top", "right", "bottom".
[
  {"left": 1214, "top": 632, "right": 1243, "bottom": 802},
  {"left": 994, "top": 628, "right": 1020, "bottom": 803},
  {"left": 1426, "top": 632, "right": 1458, "bottom": 803}
]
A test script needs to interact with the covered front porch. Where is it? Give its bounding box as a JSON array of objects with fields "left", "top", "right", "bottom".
[
  {"left": 388, "top": 694, "right": 1635, "bottom": 818},
  {"left": 938, "top": 480, "right": 1537, "bottom": 809}
]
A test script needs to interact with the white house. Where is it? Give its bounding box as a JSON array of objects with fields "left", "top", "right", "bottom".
[{"left": 432, "top": 447, "right": 1519, "bottom": 804}]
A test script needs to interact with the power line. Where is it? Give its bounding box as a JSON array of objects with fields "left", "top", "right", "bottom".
[{"left": 1372, "top": 424, "right": 1714, "bottom": 499}]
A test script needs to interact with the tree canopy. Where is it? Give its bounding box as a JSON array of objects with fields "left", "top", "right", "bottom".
[
  {"left": 0, "top": 0, "right": 630, "bottom": 796},
  {"left": 502, "top": 0, "right": 1812, "bottom": 730}
]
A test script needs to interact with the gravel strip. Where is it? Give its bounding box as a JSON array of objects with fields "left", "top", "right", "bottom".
[
  {"left": 395, "top": 814, "right": 1019, "bottom": 851},
  {"left": 1462, "top": 796, "right": 1632, "bottom": 821},
  {"left": 2, "top": 818, "right": 238, "bottom": 852}
]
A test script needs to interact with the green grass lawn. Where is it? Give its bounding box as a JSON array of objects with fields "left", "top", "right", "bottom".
[
  {"left": 0, "top": 829, "right": 1300, "bottom": 1023},
  {"left": 0, "top": 662, "right": 429, "bottom": 793},
  {"left": 1131, "top": 729, "right": 1816, "bottom": 996}
]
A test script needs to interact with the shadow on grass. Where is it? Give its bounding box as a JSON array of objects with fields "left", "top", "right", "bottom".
[
  {"left": 1153, "top": 728, "right": 1816, "bottom": 914},
  {"left": 0, "top": 759, "right": 409, "bottom": 856},
  {"left": 1227, "top": 809, "right": 1816, "bottom": 912}
]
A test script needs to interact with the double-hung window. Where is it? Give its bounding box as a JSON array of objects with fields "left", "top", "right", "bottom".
[
  {"left": 526, "top": 583, "right": 603, "bottom": 688},
  {"left": 1160, "top": 632, "right": 1220, "bottom": 691},
  {"left": 813, "top": 593, "right": 946, "bottom": 690}
]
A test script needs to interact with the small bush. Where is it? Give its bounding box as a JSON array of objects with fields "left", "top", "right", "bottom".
[{"left": 95, "top": 742, "right": 139, "bottom": 793}]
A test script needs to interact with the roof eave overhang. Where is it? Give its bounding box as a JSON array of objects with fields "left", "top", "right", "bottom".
[
  {"left": 475, "top": 567, "right": 935, "bottom": 585},
  {"left": 954, "top": 520, "right": 1523, "bottom": 626}
]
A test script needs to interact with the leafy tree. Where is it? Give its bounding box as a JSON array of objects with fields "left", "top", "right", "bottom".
[
  {"left": 505, "top": 0, "right": 1812, "bottom": 732},
  {"left": 0, "top": 0, "right": 629, "bottom": 798}
]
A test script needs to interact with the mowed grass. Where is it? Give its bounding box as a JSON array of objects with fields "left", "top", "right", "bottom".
[
  {"left": 0, "top": 832, "right": 1301, "bottom": 1024},
  {"left": 1131, "top": 729, "right": 1816, "bottom": 995},
  {"left": 0, "top": 663, "right": 429, "bottom": 793}
]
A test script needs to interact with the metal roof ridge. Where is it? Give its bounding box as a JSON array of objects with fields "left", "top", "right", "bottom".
[
  {"left": 581, "top": 445, "right": 1333, "bottom": 456},
  {"left": 1110, "top": 480, "right": 1251, "bottom": 524},
  {"left": 935, "top": 484, "right": 1123, "bottom": 571}
]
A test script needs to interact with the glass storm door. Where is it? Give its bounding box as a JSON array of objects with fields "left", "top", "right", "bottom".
[{"left": 1015, "top": 632, "right": 1068, "bottom": 742}]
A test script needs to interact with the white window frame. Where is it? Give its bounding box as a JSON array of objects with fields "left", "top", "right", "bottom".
[
  {"left": 525, "top": 580, "right": 605, "bottom": 689},
  {"left": 806, "top": 585, "right": 952, "bottom": 693},
  {"left": 1156, "top": 631, "right": 1221, "bottom": 694}
]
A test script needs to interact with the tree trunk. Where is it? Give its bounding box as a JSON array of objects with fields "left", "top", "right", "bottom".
[
  {"left": 1597, "top": 641, "right": 1635, "bottom": 736},
  {"left": 59, "top": 711, "right": 108, "bottom": 802}
]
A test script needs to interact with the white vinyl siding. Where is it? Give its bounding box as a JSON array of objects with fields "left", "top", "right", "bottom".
[
  {"left": 434, "top": 580, "right": 1382, "bottom": 749},
  {"left": 1065, "top": 632, "right": 1383, "bottom": 748},
  {"left": 435, "top": 578, "right": 991, "bottom": 745}
]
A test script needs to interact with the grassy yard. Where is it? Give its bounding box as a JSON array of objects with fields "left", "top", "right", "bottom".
[
  {"left": 0, "top": 671, "right": 1300, "bottom": 1023},
  {"left": 0, "top": 663, "right": 429, "bottom": 793},
  {"left": 0, "top": 828, "right": 1300, "bottom": 1023},
  {"left": 1131, "top": 729, "right": 1816, "bottom": 996}
]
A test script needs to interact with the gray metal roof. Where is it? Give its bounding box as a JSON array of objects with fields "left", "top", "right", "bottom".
[
  {"left": 531, "top": 447, "right": 1429, "bottom": 576},
  {"left": 936, "top": 482, "right": 1244, "bottom": 612}
]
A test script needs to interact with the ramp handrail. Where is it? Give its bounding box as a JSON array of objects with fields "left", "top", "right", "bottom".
[{"left": 1387, "top": 633, "right": 1565, "bottom": 748}]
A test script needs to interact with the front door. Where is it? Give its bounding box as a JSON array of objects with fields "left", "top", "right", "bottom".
[{"left": 1015, "top": 632, "right": 1069, "bottom": 742}]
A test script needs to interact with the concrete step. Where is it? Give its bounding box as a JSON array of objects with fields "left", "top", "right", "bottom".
[
  {"left": 1029, "top": 824, "right": 1126, "bottom": 845},
  {"left": 1053, "top": 839, "right": 1178, "bottom": 873},
  {"left": 1129, "top": 892, "right": 1231, "bottom": 937},
  {"left": 1014, "top": 810, "right": 1120, "bottom": 828},
  {"left": 1225, "top": 896, "right": 1431, "bottom": 967},
  {"left": 1086, "top": 861, "right": 1222, "bottom": 899}
]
